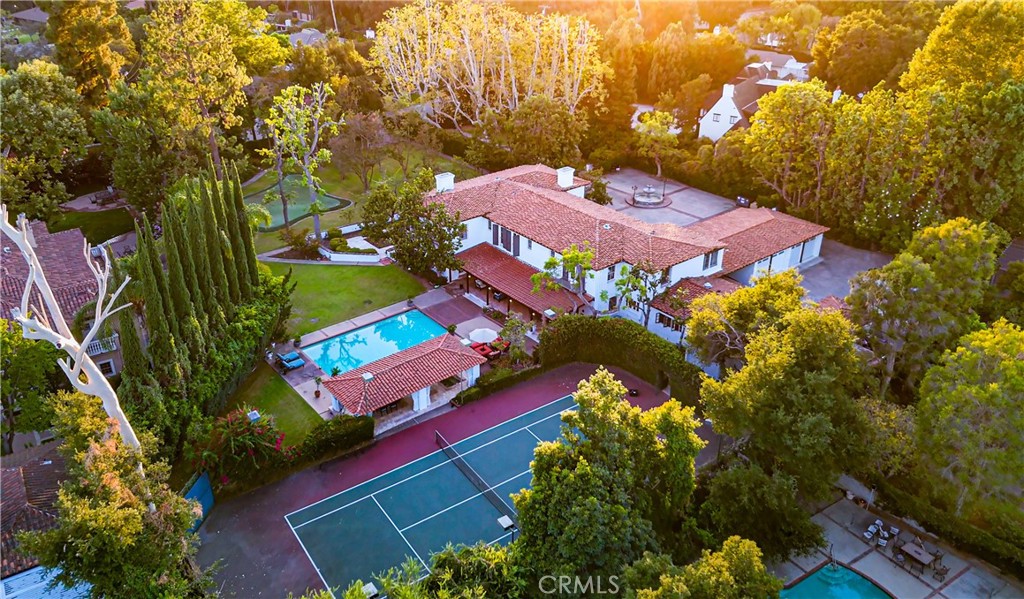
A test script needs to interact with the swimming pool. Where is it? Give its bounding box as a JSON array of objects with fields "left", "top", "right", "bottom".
[
  {"left": 303, "top": 310, "right": 447, "bottom": 375},
  {"left": 782, "top": 564, "right": 892, "bottom": 599}
]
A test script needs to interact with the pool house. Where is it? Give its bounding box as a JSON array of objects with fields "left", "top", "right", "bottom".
[{"left": 321, "top": 334, "right": 486, "bottom": 422}]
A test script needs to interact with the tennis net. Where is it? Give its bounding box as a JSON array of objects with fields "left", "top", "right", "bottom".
[{"left": 435, "top": 430, "right": 518, "bottom": 527}]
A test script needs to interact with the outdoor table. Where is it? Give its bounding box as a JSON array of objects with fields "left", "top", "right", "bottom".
[{"left": 901, "top": 543, "right": 934, "bottom": 567}]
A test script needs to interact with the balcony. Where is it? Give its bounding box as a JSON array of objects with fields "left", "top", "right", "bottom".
[{"left": 85, "top": 333, "right": 119, "bottom": 356}]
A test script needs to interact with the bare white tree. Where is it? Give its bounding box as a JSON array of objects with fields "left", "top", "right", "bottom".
[{"left": 0, "top": 205, "right": 142, "bottom": 452}]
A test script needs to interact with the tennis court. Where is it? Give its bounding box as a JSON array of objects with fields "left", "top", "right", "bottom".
[{"left": 285, "top": 394, "right": 576, "bottom": 593}]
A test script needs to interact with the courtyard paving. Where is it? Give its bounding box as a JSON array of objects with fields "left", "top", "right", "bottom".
[
  {"left": 603, "top": 168, "right": 735, "bottom": 228},
  {"left": 771, "top": 498, "right": 1024, "bottom": 599},
  {"left": 799, "top": 239, "right": 891, "bottom": 301}
]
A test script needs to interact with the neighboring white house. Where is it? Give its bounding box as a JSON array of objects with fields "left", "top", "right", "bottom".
[
  {"left": 426, "top": 165, "right": 828, "bottom": 350},
  {"left": 698, "top": 57, "right": 810, "bottom": 142}
]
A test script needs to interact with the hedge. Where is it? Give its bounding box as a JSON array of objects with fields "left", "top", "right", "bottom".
[
  {"left": 874, "top": 478, "right": 1024, "bottom": 578},
  {"left": 329, "top": 237, "right": 378, "bottom": 255},
  {"left": 536, "top": 315, "right": 703, "bottom": 407},
  {"left": 299, "top": 414, "right": 376, "bottom": 462},
  {"left": 452, "top": 365, "right": 550, "bottom": 406}
]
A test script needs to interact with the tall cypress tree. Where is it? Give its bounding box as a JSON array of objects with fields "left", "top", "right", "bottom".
[
  {"left": 199, "top": 180, "right": 232, "bottom": 316},
  {"left": 208, "top": 172, "right": 241, "bottom": 304},
  {"left": 188, "top": 198, "right": 224, "bottom": 330},
  {"left": 161, "top": 205, "right": 194, "bottom": 325},
  {"left": 219, "top": 169, "right": 251, "bottom": 301},
  {"left": 169, "top": 200, "right": 205, "bottom": 319},
  {"left": 140, "top": 215, "right": 180, "bottom": 341},
  {"left": 117, "top": 308, "right": 147, "bottom": 380},
  {"left": 232, "top": 163, "right": 260, "bottom": 290},
  {"left": 135, "top": 221, "right": 182, "bottom": 385}
]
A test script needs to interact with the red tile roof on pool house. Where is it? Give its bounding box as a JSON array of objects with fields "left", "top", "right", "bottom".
[{"left": 322, "top": 334, "right": 486, "bottom": 415}]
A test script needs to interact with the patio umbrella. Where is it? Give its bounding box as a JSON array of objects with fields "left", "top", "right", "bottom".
[{"left": 468, "top": 328, "right": 499, "bottom": 343}]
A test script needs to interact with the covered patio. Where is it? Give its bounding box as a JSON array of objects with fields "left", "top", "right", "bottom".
[
  {"left": 321, "top": 334, "right": 487, "bottom": 434},
  {"left": 453, "top": 244, "right": 580, "bottom": 329}
]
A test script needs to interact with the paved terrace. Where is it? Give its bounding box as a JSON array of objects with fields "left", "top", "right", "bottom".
[{"left": 771, "top": 497, "right": 1024, "bottom": 599}]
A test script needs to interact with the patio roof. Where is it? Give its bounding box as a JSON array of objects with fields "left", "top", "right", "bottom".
[
  {"left": 652, "top": 276, "right": 744, "bottom": 320},
  {"left": 457, "top": 243, "right": 579, "bottom": 315},
  {"left": 322, "top": 334, "right": 486, "bottom": 415}
]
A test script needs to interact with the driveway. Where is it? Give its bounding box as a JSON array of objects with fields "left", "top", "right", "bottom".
[
  {"left": 799, "top": 239, "right": 891, "bottom": 301},
  {"left": 604, "top": 168, "right": 735, "bottom": 228}
]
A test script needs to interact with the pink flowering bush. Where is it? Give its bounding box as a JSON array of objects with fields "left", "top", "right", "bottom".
[{"left": 188, "top": 406, "right": 299, "bottom": 489}]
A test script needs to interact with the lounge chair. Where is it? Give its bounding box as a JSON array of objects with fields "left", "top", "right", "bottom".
[
  {"left": 280, "top": 357, "right": 305, "bottom": 372},
  {"left": 277, "top": 351, "right": 301, "bottom": 364}
]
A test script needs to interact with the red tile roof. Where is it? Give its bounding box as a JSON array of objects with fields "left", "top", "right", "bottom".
[
  {"left": 1, "top": 221, "right": 99, "bottom": 322},
  {"left": 428, "top": 165, "right": 722, "bottom": 270},
  {"left": 817, "top": 295, "right": 850, "bottom": 316},
  {"left": 1, "top": 444, "right": 66, "bottom": 578},
  {"left": 505, "top": 168, "right": 590, "bottom": 191},
  {"left": 652, "top": 276, "right": 744, "bottom": 320},
  {"left": 687, "top": 208, "right": 829, "bottom": 274},
  {"left": 457, "top": 243, "right": 580, "bottom": 315},
  {"left": 322, "top": 334, "right": 487, "bottom": 415}
]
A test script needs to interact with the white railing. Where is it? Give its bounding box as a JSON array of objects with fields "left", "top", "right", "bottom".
[{"left": 85, "top": 333, "right": 119, "bottom": 356}]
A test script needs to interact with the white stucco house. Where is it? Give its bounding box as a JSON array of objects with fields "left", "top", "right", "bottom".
[
  {"left": 698, "top": 56, "right": 809, "bottom": 142},
  {"left": 426, "top": 165, "right": 828, "bottom": 354}
]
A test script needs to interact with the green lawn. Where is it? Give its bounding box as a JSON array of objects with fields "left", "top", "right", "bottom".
[
  {"left": 266, "top": 262, "right": 427, "bottom": 336},
  {"left": 48, "top": 208, "right": 135, "bottom": 244},
  {"left": 249, "top": 144, "right": 481, "bottom": 254},
  {"left": 225, "top": 361, "right": 322, "bottom": 444}
]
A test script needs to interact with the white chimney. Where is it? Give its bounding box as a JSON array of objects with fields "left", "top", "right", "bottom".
[
  {"left": 556, "top": 166, "right": 575, "bottom": 188},
  {"left": 435, "top": 172, "right": 455, "bottom": 193},
  {"left": 722, "top": 84, "right": 735, "bottom": 99}
]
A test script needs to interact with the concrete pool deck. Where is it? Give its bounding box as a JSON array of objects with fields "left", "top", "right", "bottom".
[
  {"left": 275, "top": 289, "right": 480, "bottom": 417},
  {"left": 771, "top": 498, "right": 1024, "bottom": 599}
]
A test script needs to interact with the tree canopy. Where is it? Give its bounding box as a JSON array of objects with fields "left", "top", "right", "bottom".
[
  {"left": 916, "top": 319, "right": 1024, "bottom": 515},
  {"left": 0, "top": 60, "right": 90, "bottom": 219},
  {"left": 1, "top": 321, "right": 59, "bottom": 455},
  {"left": 371, "top": 0, "right": 609, "bottom": 130},
  {"left": 42, "top": 0, "right": 137, "bottom": 108}
]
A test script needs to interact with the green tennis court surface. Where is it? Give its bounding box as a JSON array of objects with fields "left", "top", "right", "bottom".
[
  {"left": 244, "top": 174, "right": 352, "bottom": 230},
  {"left": 285, "top": 395, "right": 576, "bottom": 592}
]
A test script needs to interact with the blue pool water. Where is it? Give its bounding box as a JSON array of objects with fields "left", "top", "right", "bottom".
[
  {"left": 303, "top": 310, "right": 447, "bottom": 374},
  {"left": 782, "top": 565, "right": 892, "bottom": 599}
]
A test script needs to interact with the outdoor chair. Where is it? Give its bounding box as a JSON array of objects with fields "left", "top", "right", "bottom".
[
  {"left": 933, "top": 550, "right": 944, "bottom": 566},
  {"left": 894, "top": 554, "right": 906, "bottom": 568},
  {"left": 280, "top": 357, "right": 305, "bottom": 372},
  {"left": 889, "top": 526, "right": 901, "bottom": 537},
  {"left": 276, "top": 351, "right": 300, "bottom": 364},
  {"left": 933, "top": 565, "right": 950, "bottom": 582},
  {"left": 877, "top": 537, "right": 888, "bottom": 549},
  {"left": 874, "top": 519, "right": 884, "bottom": 529}
]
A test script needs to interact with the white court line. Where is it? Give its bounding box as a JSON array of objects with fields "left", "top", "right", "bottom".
[
  {"left": 292, "top": 406, "right": 572, "bottom": 529},
  {"left": 524, "top": 427, "right": 544, "bottom": 443},
  {"left": 399, "top": 469, "right": 532, "bottom": 532},
  {"left": 285, "top": 394, "right": 575, "bottom": 520},
  {"left": 372, "top": 495, "right": 430, "bottom": 574},
  {"left": 286, "top": 514, "right": 336, "bottom": 599}
]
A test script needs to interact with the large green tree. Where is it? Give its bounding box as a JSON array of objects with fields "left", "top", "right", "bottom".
[
  {"left": 811, "top": 5, "right": 940, "bottom": 94},
  {"left": 848, "top": 218, "right": 1006, "bottom": 399},
  {"left": 19, "top": 391, "right": 210, "bottom": 598},
  {"left": 469, "top": 95, "right": 585, "bottom": 170},
  {"left": 0, "top": 60, "right": 90, "bottom": 219},
  {"left": 0, "top": 321, "right": 59, "bottom": 455},
  {"left": 700, "top": 308, "right": 869, "bottom": 500},
  {"left": 900, "top": 0, "right": 1024, "bottom": 91},
  {"left": 685, "top": 270, "right": 805, "bottom": 371},
  {"left": 514, "top": 369, "right": 704, "bottom": 584},
  {"left": 700, "top": 463, "right": 824, "bottom": 562},
  {"left": 42, "top": 0, "right": 136, "bottom": 108},
  {"left": 916, "top": 319, "right": 1024, "bottom": 515},
  {"left": 141, "top": 0, "right": 251, "bottom": 178},
  {"left": 200, "top": 0, "right": 288, "bottom": 77},
  {"left": 635, "top": 110, "right": 679, "bottom": 178},
  {"left": 328, "top": 111, "right": 389, "bottom": 192},
  {"left": 262, "top": 83, "right": 341, "bottom": 242},
  {"left": 623, "top": 537, "right": 783, "bottom": 599}
]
